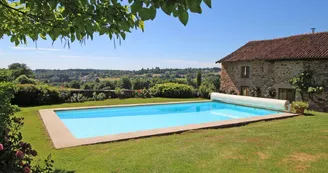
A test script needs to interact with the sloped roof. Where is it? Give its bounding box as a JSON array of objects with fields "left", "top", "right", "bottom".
[{"left": 217, "top": 32, "right": 328, "bottom": 63}]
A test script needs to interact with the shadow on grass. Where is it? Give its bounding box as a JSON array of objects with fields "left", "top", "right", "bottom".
[
  {"left": 304, "top": 110, "right": 315, "bottom": 116},
  {"left": 53, "top": 170, "right": 75, "bottom": 173}
]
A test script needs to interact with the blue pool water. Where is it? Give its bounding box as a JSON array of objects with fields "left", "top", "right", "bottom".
[{"left": 56, "top": 101, "right": 281, "bottom": 139}]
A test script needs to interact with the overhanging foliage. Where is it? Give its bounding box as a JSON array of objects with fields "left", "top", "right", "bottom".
[{"left": 0, "top": 0, "right": 211, "bottom": 46}]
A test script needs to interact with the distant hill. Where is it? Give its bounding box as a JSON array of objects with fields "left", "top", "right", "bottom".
[{"left": 34, "top": 67, "right": 221, "bottom": 83}]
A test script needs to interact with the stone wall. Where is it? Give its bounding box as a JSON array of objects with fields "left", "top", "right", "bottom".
[{"left": 220, "top": 60, "right": 328, "bottom": 111}]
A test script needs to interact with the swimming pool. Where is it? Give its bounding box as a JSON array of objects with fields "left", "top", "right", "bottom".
[{"left": 56, "top": 101, "right": 282, "bottom": 139}]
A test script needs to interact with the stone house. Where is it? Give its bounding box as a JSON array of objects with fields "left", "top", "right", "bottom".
[{"left": 217, "top": 32, "right": 328, "bottom": 105}]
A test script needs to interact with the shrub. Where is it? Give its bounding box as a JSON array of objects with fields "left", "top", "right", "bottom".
[
  {"left": 292, "top": 101, "right": 309, "bottom": 109},
  {"left": 0, "top": 82, "right": 54, "bottom": 172},
  {"left": 150, "top": 83, "right": 194, "bottom": 98},
  {"left": 58, "top": 90, "right": 71, "bottom": 102},
  {"left": 0, "top": 69, "right": 13, "bottom": 82},
  {"left": 264, "top": 87, "right": 276, "bottom": 98},
  {"left": 12, "top": 84, "right": 61, "bottom": 106},
  {"left": 135, "top": 89, "right": 152, "bottom": 98},
  {"left": 228, "top": 89, "right": 237, "bottom": 95},
  {"left": 199, "top": 82, "right": 216, "bottom": 98},
  {"left": 114, "top": 87, "right": 124, "bottom": 99},
  {"left": 249, "top": 86, "right": 261, "bottom": 97},
  {"left": 70, "top": 93, "right": 88, "bottom": 103},
  {"left": 92, "top": 92, "right": 107, "bottom": 101}
]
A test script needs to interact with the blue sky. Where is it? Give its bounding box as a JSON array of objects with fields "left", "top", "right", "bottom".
[{"left": 1, "top": 0, "right": 328, "bottom": 70}]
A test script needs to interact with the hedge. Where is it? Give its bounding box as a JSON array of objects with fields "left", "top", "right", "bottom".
[
  {"left": 12, "top": 84, "right": 61, "bottom": 106},
  {"left": 150, "top": 83, "right": 195, "bottom": 98},
  {"left": 12, "top": 84, "right": 135, "bottom": 106}
]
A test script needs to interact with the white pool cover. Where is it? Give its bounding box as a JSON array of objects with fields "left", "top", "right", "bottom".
[{"left": 211, "top": 93, "right": 290, "bottom": 112}]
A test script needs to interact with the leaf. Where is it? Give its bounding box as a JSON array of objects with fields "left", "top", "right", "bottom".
[
  {"left": 71, "top": 34, "right": 75, "bottom": 42},
  {"left": 10, "top": 35, "right": 16, "bottom": 43},
  {"left": 139, "top": 7, "right": 156, "bottom": 21},
  {"left": 138, "top": 20, "right": 145, "bottom": 32},
  {"left": 178, "top": 9, "right": 189, "bottom": 26},
  {"left": 173, "top": 10, "right": 179, "bottom": 17},
  {"left": 120, "top": 32, "right": 126, "bottom": 40},
  {"left": 131, "top": 0, "right": 143, "bottom": 13},
  {"left": 204, "top": 0, "right": 212, "bottom": 8},
  {"left": 40, "top": 33, "right": 47, "bottom": 40},
  {"left": 190, "top": 3, "right": 202, "bottom": 13},
  {"left": 15, "top": 39, "right": 20, "bottom": 46},
  {"left": 149, "top": 6, "right": 157, "bottom": 20}
]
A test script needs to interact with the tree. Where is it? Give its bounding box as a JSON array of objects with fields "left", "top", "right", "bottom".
[
  {"left": 199, "top": 81, "right": 216, "bottom": 98},
  {"left": 0, "top": 69, "right": 13, "bottom": 82},
  {"left": 8, "top": 63, "right": 34, "bottom": 79},
  {"left": 204, "top": 75, "right": 220, "bottom": 91},
  {"left": 69, "top": 80, "right": 81, "bottom": 89},
  {"left": 133, "top": 78, "right": 150, "bottom": 90},
  {"left": 0, "top": 0, "right": 211, "bottom": 46},
  {"left": 185, "top": 74, "right": 195, "bottom": 87},
  {"left": 196, "top": 70, "right": 202, "bottom": 88},
  {"left": 95, "top": 78, "right": 100, "bottom": 83},
  {"left": 290, "top": 71, "right": 327, "bottom": 111},
  {"left": 82, "top": 83, "right": 93, "bottom": 90},
  {"left": 118, "top": 76, "right": 132, "bottom": 89}
]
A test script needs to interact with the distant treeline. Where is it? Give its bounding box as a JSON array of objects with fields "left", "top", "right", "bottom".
[{"left": 34, "top": 67, "right": 221, "bottom": 83}]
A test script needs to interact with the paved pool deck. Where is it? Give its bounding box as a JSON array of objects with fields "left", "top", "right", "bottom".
[{"left": 39, "top": 100, "right": 298, "bottom": 149}]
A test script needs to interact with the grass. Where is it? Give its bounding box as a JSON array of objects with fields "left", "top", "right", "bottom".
[{"left": 17, "top": 98, "right": 328, "bottom": 173}]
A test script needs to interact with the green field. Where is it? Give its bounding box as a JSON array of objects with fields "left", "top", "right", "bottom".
[
  {"left": 99, "top": 77, "right": 120, "bottom": 81},
  {"left": 18, "top": 98, "right": 328, "bottom": 173}
]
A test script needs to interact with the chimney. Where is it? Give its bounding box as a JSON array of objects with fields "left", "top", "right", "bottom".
[{"left": 311, "top": 28, "right": 316, "bottom": 34}]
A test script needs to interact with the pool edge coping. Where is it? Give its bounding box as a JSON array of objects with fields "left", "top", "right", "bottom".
[{"left": 39, "top": 100, "right": 298, "bottom": 149}]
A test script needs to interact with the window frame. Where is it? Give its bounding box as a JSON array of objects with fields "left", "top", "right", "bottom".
[
  {"left": 278, "top": 88, "right": 296, "bottom": 102},
  {"left": 241, "top": 66, "right": 250, "bottom": 78},
  {"left": 241, "top": 86, "right": 250, "bottom": 96}
]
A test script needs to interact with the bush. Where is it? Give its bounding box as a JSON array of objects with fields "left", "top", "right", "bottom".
[
  {"left": 69, "top": 93, "right": 88, "bottom": 103},
  {"left": 0, "top": 69, "right": 13, "bottom": 82},
  {"left": 150, "top": 83, "right": 194, "bottom": 98},
  {"left": 264, "top": 87, "right": 276, "bottom": 98},
  {"left": 92, "top": 92, "right": 107, "bottom": 101},
  {"left": 0, "top": 82, "right": 54, "bottom": 172},
  {"left": 58, "top": 90, "right": 71, "bottom": 102},
  {"left": 199, "top": 82, "right": 216, "bottom": 98},
  {"left": 12, "top": 84, "right": 61, "bottom": 106},
  {"left": 135, "top": 89, "right": 152, "bottom": 98},
  {"left": 249, "top": 86, "right": 261, "bottom": 97},
  {"left": 114, "top": 87, "right": 124, "bottom": 99},
  {"left": 292, "top": 101, "right": 309, "bottom": 109}
]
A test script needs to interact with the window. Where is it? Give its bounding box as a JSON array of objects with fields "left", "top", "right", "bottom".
[
  {"left": 241, "top": 86, "right": 250, "bottom": 96},
  {"left": 241, "top": 66, "right": 250, "bottom": 78},
  {"left": 278, "top": 88, "right": 295, "bottom": 102}
]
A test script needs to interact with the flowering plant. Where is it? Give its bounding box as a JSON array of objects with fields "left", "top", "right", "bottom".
[{"left": 0, "top": 82, "right": 54, "bottom": 173}]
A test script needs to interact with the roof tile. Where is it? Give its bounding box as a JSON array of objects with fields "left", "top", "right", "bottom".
[{"left": 217, "top": 32, "right": 328, "bottom": 63}]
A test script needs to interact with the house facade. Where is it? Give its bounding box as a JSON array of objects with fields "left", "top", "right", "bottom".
[{"left": 217, "top": 32, "right": 328, "bottom": 106}]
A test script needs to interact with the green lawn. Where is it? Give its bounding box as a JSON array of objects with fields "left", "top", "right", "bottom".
[{"left": 17, "top": 98, "right": 328, "bottom": 173}]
